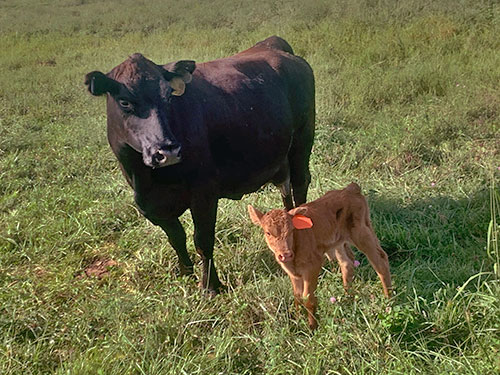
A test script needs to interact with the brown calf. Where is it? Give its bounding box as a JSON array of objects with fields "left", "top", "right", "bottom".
[{"left": 248, "top": 183, "right": 392, "bottom": 329}]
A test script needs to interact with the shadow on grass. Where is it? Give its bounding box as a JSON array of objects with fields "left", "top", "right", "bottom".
[{"left": 237, "top": 187, "right": 491, "bottom": 292}]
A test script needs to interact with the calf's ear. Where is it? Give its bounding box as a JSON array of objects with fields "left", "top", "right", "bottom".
[
  {"left": 247, "top": 205, "right": 264, "bottom": 226},
  {"left": 289, "top": 207, "right": 313, "bottom": 229},
  {"left": 291, "top": 214, "right": 313, "bottom": 229},
  {"left": 84, "top": 71, "right": 121, "bottom": 96}
]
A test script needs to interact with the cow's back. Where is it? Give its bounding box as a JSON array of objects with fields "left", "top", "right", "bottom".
[{"left": 171, "top": 37, "right": 314, "bottom": 198}]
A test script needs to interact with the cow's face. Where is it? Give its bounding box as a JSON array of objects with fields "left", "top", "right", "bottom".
[
  {"left": 85, "top": 54, "right": 195, "bottom": 168},
  {"left": 248, "top": 206, "right": 296, "bottom": 263}
]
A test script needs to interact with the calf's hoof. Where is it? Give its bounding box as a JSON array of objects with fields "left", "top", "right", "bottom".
[{"left": 308, "top": 321, "right": 318, "bottom": 331}]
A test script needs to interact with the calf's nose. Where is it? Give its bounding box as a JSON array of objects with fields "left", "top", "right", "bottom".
[{"left": 278, "top": 252, "right": 294, "bottom": 262}]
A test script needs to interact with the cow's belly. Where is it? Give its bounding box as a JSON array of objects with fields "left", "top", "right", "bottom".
[
  {"left": 215, "top": 133, "right": 291, "bottom": 199},
  {"left": 218, "top": 162, "right": 284, "bottom": 199}
]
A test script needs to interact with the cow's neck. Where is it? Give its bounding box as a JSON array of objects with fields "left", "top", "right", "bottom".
[{"left": 116, "top": 144, "right": 153, "bottom": 194}]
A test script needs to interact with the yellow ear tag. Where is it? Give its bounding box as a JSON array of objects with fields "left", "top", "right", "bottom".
[
  {"left": 170, "top": 77, "right": 185, "bottom": 96},
  {"left": 292, "top": 214, "right": 313, "bottom": 229}
]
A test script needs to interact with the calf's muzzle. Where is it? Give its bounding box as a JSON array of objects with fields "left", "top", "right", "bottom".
[{"left": 277, "top": 251, "right": 294, "bottom": 263}]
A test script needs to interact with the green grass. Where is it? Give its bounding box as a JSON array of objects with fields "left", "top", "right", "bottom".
[{"left": 1, "top": 0, "right": 499, "bottom": 373}]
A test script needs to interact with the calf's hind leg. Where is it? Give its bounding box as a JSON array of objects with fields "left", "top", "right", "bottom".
[
  {"left": 350, "top": 225, "right": 392, "bottom": 297},
  {"left": 327, "top": 244, "right": 355, "bottom": 294}
]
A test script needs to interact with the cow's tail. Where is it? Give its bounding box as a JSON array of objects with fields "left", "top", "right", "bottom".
[{"left": 256, "top": 36, "right": 294, "bottom": 55}]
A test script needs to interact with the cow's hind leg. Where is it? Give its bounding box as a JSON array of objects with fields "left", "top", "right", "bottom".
[
  {"left": 288, "top": 124, "right": 314, "bottom": 207},
  {"left": 153, "top": 218, "right": 194, "bottom": 276},
  {"left": 272, "top": 161, "right": 294, "bottom": 210}
]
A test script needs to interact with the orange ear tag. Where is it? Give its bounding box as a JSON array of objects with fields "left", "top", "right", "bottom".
[{"left": 292, "top": 214, "right": 313, "bottom": 229}]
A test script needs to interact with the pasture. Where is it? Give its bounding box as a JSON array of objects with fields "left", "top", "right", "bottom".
[{"left": 0, "top": 0, "right": 499, "bottom": 373}]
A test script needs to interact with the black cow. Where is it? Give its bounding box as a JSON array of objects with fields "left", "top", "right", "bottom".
[{"left": 85, "top": 36, "right": 315, "bottom": 294}]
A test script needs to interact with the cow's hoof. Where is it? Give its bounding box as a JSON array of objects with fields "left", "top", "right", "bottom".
[
  {"left": 179, "top": 264, "right": 194, "bottom": 277},
  {"left": 199, "top": 282, "right": 227, "bottom": 297}
]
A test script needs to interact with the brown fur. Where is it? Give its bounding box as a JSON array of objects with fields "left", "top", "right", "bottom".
[{"left": 248, "top": 183, "right": 392, "bottom": 330}]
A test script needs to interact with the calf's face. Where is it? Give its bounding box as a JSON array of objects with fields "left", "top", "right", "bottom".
[{"left": 248, "top": 206, "right": 313, "bottom": 263}]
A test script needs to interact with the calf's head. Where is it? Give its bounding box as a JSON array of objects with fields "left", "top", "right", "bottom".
[
  {"left": 85, "top": 54, "right": 195, "bottom": 168},
  {"left": 248, "top": 206, "right": 313, "bottom": 263}
]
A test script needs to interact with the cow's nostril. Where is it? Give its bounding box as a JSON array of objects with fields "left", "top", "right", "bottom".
[{"left": 153, "top": 151, "right": 166, "bottom": 163}]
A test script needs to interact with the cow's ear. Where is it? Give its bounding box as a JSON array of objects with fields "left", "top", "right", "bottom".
[
  {"left": 164, "top": 60, "right": 196, "bottom": 83},
  {"left": 169, "top": 77, "right": 187, "bottom": 96},
  {"left": 162, "top": 60, "right": 196, "bottom": 96},
  {"left": 248, "top": 205, "right": 264, "bottom": 226},
  {"left": 84, "top": 71, "right": 120, "bottom": 96}
]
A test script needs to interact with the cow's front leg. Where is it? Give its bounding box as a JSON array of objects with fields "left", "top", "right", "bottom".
[
  {"left": 191, "top": 195, "right": 224, "bottom": 295},
  {"left": 156, "top": 218, "right": 194, "bottom": 276}
]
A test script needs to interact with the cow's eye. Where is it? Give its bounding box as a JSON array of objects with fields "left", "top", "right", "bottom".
[
  {"left": 118, "top": 99, "right": 133, "bottom": 111},
  {"left": 265, "top": 232, "right": 271, "bottom": 236}
]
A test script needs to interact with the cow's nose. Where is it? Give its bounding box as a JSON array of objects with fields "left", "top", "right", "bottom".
[
  {"left": 151, "top": 145, "right": 182, "bottom": 168},
  {"left": 152, "top": 150, "right": 166, "bottom": 164}
]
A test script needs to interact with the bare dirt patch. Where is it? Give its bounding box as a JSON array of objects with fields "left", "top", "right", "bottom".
[{"left": 78, "top": 258, "right": 118, "bottom": 279}]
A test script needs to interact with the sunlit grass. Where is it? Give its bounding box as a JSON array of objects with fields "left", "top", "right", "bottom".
[{"left": 0, "top": 0, "right": 499, "bottom": 374}]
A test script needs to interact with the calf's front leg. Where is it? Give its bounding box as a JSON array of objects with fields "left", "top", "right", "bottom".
[
  {"left": 303, "top": 277, "right": 319, "bottom": 330},
  {"left": 290, "top": 276, "right": 304, "bottom": 314}
]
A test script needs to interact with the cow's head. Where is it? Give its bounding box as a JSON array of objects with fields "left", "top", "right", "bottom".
[
  {"left": 85, "top": 54, "right": 195, "bottom": 168},
  {"left": 248, "top": 205, "right": 313, "bottom": 263}
]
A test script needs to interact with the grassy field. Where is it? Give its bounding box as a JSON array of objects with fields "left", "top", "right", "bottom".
[{"left": 1, "top": 0, "right": 499, "bottom": 373}]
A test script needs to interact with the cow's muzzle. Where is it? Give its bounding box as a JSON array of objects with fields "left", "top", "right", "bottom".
[{"left": 150, "top": 144, "right": 182, "bottom": 168}]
